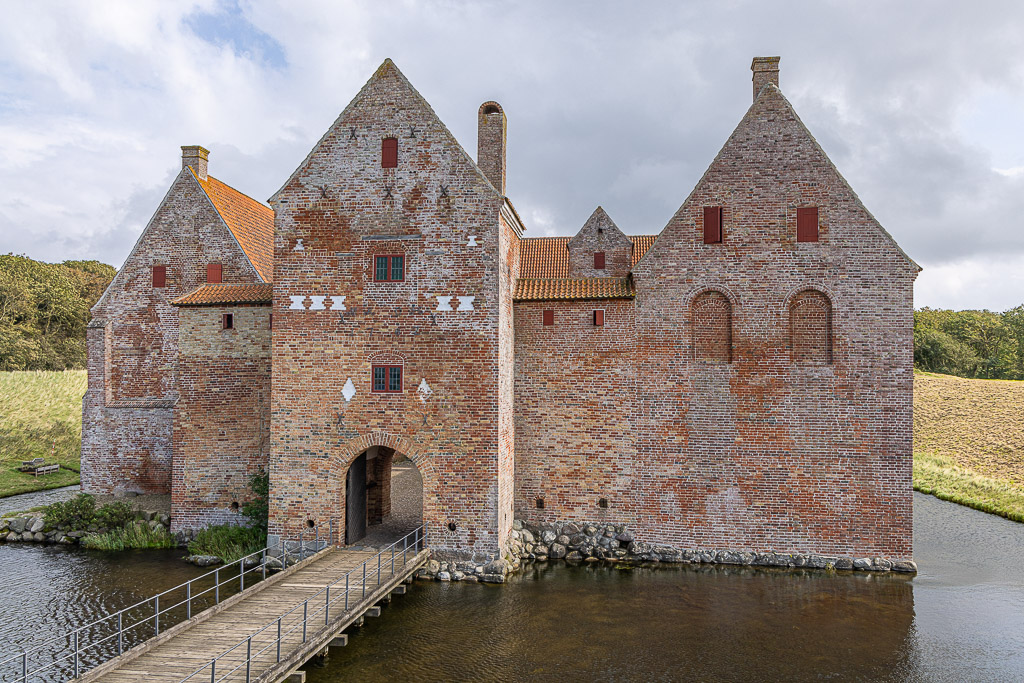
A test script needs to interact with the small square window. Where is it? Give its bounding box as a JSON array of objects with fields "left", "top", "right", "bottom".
[
  {"left": 207, "top": 263, "right": 223, "bottom": 284},
  {"left": 372, "top": 365, "right": 402, "bottom": 393},
  {"left": 543, "top": 310, "right": 554, "bottom": 326},
  {"left": 152, "top": 265, "right": 166, "bottom": 288},
  {"left": 594, "top": 252, "right": 606, "bottom": 269},
  {"left": 797, "top": 207, "right": 819, "bottom": 242},
  {"left": 222, "top": 313, "right": 233, "bottom": 330},
  {"left": 374, "top": 255, "right": 405, "bottom": 282}
]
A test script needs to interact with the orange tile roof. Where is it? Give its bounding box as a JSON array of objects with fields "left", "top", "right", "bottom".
[
  {"left": 519, "top": 235, "right": 657, "bottom": 279},
  {"left": 190, "top": 168, "right": 275, "bottom": 282},
  {"left": 171, "top": 283, "right": 274, "bottom": 307},
  {"left": 514, "top": 277, "right": 635, "bottom": 301}
]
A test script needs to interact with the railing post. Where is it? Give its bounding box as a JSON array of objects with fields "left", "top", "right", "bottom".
[
  {"left": 73, "top": 630, "right": 79, "bottom": 678},
  {"left": 187, "top": 581, "right": 192, "bottom": 620},
  {"left": 300, "top": 529, "right": 305, "bottom": 561},
  {"left": 262, "top": 549, "right": 267, "bottom": 581},
  {"left": 302, "top": 600, "right": 308, "bottom": 643},
  {"left": 378, "top": 553, "right": 381, "bottom": 585},
  {"left": 404, "top": 534, "right": 408, "bottom": 563},
  {"left": 215, "top": 568, "right": 220, "bottom": 604},
  {"left": 240, "top": 556, "right": 245, "bottom": 591},
  {"left": 345, "top": 572, "right": 349, "bottom": 610},
  {"left": 362, "top": 562, "right": 366, "bottom": 598},
  {"left": 325, "top": 586, "right": 330, "bottom": 625},
  {"left": 155, "top": 595, "right": 160, "bottom": 637},
  {"left": 392, "top": 544, "right": 395, "bottom": 575},
  {"left": 329, "top": 518, "right": 334, "bottom": 548},
  {"left": 210, "top": 657, "right": 216, "bottom": 683},
  {"left": 276, "top": 617, "right": 282, "bottom": 662},
  {"left": 316, "top": 524, "right": 320, "bottom": 551},
  {"left": 117, "top": 610, "right": 123, "bottom": 656},
  {"left": 21, "top": 651, "right": 26, "bottom": 683},
  {"left": 245, "top": 636, "right": 252, "bottom": 683}
]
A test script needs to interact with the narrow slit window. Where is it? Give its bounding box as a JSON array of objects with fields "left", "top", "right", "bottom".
[
  {"left": 372, "top": 365, "right": 403, "bottom": 393},
  {"left": 207, "top": 263, "right": 223, "bottom": 284},
  {"left": 222, "top": 313, "right": 233, "bottom": 330},
  {"left": 797, "top": 207, "right": 819, "bottom": 242},
  {"left": 594, "top": 252, "right": 606, "bottom": 269},
  {"left": 152, "top": 265, "right": 166, "bottom": 288},
  {"left": 703, "top": 206, "right": 723, "bottom": 244},
  {"left": 382, "top": 137, "right": 398, "bottom": 168}
]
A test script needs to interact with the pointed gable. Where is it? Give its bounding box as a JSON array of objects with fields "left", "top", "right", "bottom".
[
  {"left": 190, "top": 170, "right": 274, "bottom": 282},
  {"left": 567, "top": 207, "right": 633, "bottom": 278}
]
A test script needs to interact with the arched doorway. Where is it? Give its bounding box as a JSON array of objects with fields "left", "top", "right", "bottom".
[{"left": 344, "top": 445, "right": 423, "bottom": 545}]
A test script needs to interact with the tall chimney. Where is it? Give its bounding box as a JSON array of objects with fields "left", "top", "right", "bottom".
[
  {"left": 477, "top": 101, "right": 506, "bottom": 194},
  {"left": 751, "top": 56, "right": 781, "bottom": 101},
  {"left": 181, "top": 145, "right": 210, "bottom": 180}
]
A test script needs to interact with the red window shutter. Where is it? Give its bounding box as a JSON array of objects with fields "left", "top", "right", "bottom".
[
  {"left": 207, "top": 263, "right": 223, "bottom": 283},
  {"left": 594, "top": 310, "right": 604, "bottom": 326},
  {"left": 797, "top": 207, "right": 819, "bottom": 242},
  {"left": 594, "top": 252, "right": 606, "bottom": 269},
  {"left": 382, "top": 138, "right": 398, "bottom": 168},
  {"left": 222, "top": 313, "right": 233, "bottom": 330},
  {"left": 543, "top": 310, "right": 554, "bottom": 326},
  {"left": 703, "top": 206, "right": 722, "bottom": 244},
  {"left": 152, "top": 265, "right": 166, "bottom": 288}
]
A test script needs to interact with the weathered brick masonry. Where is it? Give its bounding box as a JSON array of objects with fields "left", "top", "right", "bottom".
[{"left": 83, "top": 56, "right": 918, "bottom": 565}]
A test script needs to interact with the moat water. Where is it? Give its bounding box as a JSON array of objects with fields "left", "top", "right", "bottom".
[{"left": 1, "top": 492, "right": 1022, "bottom": 681}]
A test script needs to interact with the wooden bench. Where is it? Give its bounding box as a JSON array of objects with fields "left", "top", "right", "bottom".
[
  {"left": 18, "top": 458, "right": 45, "bottom": 473},
  {"left": 32, "top": 463, "right": 60, "bottom": 477}
]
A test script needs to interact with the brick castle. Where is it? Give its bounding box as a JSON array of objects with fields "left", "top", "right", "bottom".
[{"left": 81, "top": 57, "right": 919, "bottom": 565}]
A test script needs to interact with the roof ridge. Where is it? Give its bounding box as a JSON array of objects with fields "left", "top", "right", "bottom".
[{"left": 200, "top": 172, "right": 274, "bottom": 212}]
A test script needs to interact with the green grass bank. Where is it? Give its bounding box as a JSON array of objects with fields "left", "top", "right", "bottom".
[{"left": 0, "top": 370, "right": 85, "bottom": 497}]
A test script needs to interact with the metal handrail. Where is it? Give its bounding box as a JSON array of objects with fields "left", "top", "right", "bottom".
[
  {"left": 180, "top": 524, "right": 427, "bottom": 683},
  {"left": 1, "top": 521, "right": 334, "bottom": 683}
]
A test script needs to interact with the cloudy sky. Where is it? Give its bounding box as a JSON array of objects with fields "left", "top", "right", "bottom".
[{"left": 2, "top": 0, "right": 1023, "bottom": 310}]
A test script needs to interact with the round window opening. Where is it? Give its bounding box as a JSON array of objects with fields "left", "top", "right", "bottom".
[
  {"left": 447, "top": 522, "right": 458, "bottom": 532},
  {"left": 306, "top": 519, "right": 316, "bottom": 529}
]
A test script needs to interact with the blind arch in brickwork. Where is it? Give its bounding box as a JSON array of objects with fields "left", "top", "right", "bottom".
[
  {"left": 691, "top": 290, "right": 733, "bottom": 363},
  {"left": 789, "top": 289, "right": 833, "bottom": 364}
]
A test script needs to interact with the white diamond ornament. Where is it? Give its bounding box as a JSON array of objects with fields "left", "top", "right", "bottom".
[{"left": 342, "top": 379, "right": 356, "bottom": 402}]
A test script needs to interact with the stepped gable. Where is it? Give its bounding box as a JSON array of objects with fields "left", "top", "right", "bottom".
[{"left": 189, "top": 170, "right": 275, "bottom": 282}]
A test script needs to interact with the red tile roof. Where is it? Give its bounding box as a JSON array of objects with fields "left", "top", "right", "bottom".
[
  {"left": 190, "top": 168, "right": 275, "bottom": 282},
  {"left": 171, "top": 283, "right": 274, "bottom": 307},
  {"left": 519, "top": 235, "right": 657, "bottom": 279},
  {"left": 514, "top": 277, "right": 635, "bottom": 301}
]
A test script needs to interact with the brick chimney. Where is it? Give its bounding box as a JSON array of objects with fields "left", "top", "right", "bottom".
[
  {"left": 477, "top": 101, "right": 506, "bottom": 194},
  {"left": 751, "top": 56, "right": 781, "bottom": 101},
  {"left": 181, "top": 145, "right": 210, "bottom": 180}
]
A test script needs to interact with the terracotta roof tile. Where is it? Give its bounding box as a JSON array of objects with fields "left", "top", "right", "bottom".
[
  {"left": 519, "top": 235, "right": 657, "bottom": 279},
  {"left": 514, "top": 277, "right": 635, "bottom": 301},
  {"left": 190, "top": 168, "right": 275, "bottom": 282},
  {"left": 171, "top": 283, "right": 274, "bottom": 307}
]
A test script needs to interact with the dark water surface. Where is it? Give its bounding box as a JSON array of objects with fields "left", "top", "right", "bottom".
[{"left": 0, "top": 492, "right": 1022, "bottom": 681}]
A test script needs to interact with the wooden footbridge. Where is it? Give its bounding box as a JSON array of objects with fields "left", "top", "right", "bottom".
[{"left": 1, "top": 526, "right": 428, "bottom": 683}]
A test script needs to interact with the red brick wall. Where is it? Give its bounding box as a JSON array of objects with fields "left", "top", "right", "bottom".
[
  {"left": 171, "top": 304, "right": 271, "bottom": 531},
  {"left": 83, "top": 169, "right": 263, "bottom": 495},
  {"left": 567, "top": 208, "right": 632, "bottom": 278},
  {"left": 514, "top": 299, "right": 637, "bottom": 524},
  {"left": 266, "top": 61, "right": 517, "bottom": 561}
]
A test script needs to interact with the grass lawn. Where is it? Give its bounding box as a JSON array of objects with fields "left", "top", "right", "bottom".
[
  {"left": 0, "top": 370, "right": 86, "bottom": 497},
  {"left": 914, "top": 371, "right": 1024, "bottom": 522}
]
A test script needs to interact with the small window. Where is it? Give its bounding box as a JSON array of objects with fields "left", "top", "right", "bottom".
[
  {"left": 535, "top": 497, "right": 545, "bottom": 509},
  {"left": 598, "top": 498, "right": 609, "bottom": 509},
  {"left": 269, "top": 313, "right": 272, "bottom": 330},
  {"left": 594, "top": 252, "right": 606, "bottom": 269},
  {"left": 382, "top": 137, "right": 398, "bottom": 168},
  {"left": 222, "top": 313, "right": 233, "bottom": 330},
  {"left": 152, "top": 265, "right": 166, "bottom": 288},
  {"left": 543, "top": 309, "right": 554, "bottom": 326},
  {"left": 797, "top": 207, "right": 819, "bottom": 242},
  {"left": 593, "top": 309, "right": 605, "bottom": 326},
  {"left": 372, "top": 365, "right": 403, "bottom": 393},
  {"left": 374, "top": 255, "right": 404, "bottom": 282},
  {"left": 703, "top": 206, "right": 723, "bottom": 244},
  {"left": 207, "top": 263, "right": 223, "bottom": 284}
]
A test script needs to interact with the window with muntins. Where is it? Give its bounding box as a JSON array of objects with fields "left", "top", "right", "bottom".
[
  {"left": 372, "top": 365, "right": 403, "bottom": 393},
  {"left": 374, "top": 255, "right": 404, "bottom": 282}
]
